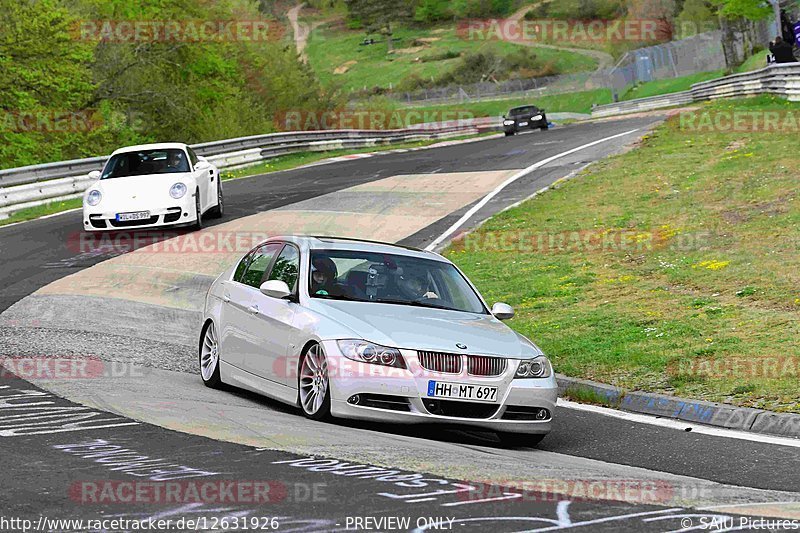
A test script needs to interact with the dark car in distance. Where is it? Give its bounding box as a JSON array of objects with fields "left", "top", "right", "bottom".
[{"left": 503, "top": 105, "right": 548, "bottom": 136}]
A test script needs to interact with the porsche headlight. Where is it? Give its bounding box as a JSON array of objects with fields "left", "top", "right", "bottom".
[
  {"left": 86, "top": 190, "right": 102, "bottom": 207},
  {"left": 514, "top": 356, "right": 551, "bottom": 379},
  {"left": 532, "top": 114, "right": 543, "bottom": 121},
  {"left": 337, "top": 340, "right": 406, "bottom": 369},
  {"left": 170, "top": 182, "right": 187, "bottom": 199},
  {"left": 503, "top": 119, "right": 515, "bottom": 126}
]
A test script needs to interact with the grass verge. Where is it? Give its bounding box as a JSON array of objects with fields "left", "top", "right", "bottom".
[
  {"left": 621, "top": 70, "right": 725, "bottom": 101},
  {"left": 0, "top": 198, "right": 83, "bottom": 227},
  {"left": 444, "top": 95, "right": 800, "bottom": 413},
  {"left": 401, "top": 89, "right": 613, "bottom": 117}
]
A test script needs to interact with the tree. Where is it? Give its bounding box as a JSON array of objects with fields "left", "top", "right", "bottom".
[
  {"left": 345, "top": 0, "right": 413, "bottom": 52},
  {"left": 676, "top": 0, "right": 718, "bottom": 37},
  {"left": 711, "top": 0, "right": 775, "bottom": 68},
  {"left": 710, "top": 0, "right": 772, "bottom": 20}
]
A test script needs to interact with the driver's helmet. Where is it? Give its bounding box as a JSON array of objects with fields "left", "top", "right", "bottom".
[{"left": 311, "top": 256, "right": 337, "bottom": 294}]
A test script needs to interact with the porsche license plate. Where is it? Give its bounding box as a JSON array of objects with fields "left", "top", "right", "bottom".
[{"left": 116, "top": 211, "right": 150, "bottom": 222}]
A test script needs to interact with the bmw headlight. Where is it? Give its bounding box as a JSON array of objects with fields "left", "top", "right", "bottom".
[
  {"left": 170, "top": 182, "right": 187, "bottom": 199},
  {"left": 337, "top": 340, "right": 406, "bottom": 369},
  {"left": 503, "top": 119, "right": 515, "bottom": 126},
  {"left": 514, "top": 356, "right": 551, "bottom": 379},
  {"left": 86, "top": 190, "right": 102, "bottom": 207},
  {"left": 532, "top": 114, "right": 543, "bottom": 121}
]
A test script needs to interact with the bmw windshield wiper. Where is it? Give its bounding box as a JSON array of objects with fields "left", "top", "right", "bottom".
[
  {"left": 312, "top": 293, "right": 363, "bottom": 302},
  {"left": 374, "top": 298, "right": 456, "bottom": 311}
]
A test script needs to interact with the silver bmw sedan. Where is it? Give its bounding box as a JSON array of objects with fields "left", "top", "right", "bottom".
[{"left": 199, "top": 236, "right": 557, "bottom": 446}]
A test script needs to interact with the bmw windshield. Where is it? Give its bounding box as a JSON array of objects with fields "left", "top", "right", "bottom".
[
  {"left": 309, "top": 249, "right": 488, "bottom": 314},
  {"left": 510, "top": 106, "right": 539, "bottom": 116},
  {"left": 101, "top": 149, "right": 190, "bottom": 179}
]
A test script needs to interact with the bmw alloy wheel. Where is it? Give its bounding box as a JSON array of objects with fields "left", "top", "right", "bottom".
[
  {"left": 200, "top": 322, "right": 221, "bottom": 387},
  {"left": 299, "top": 343, "right": 331, "bottom": 419}
]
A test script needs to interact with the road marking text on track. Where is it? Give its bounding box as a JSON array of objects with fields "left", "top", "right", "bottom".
[{"left": 0, "top": 384, "right": 138, "bottom": 436}]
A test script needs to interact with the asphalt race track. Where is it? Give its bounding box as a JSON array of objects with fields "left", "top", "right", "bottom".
[{"left": 1, "top": 115, "right": 799, "bottom": 532}]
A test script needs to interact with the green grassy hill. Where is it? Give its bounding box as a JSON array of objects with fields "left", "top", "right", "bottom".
[{"left": 306, "top": 24, "right": 597, "bottom": 94}]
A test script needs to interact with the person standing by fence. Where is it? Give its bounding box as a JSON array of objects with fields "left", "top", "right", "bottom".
[{"left": 770, "top": 36, "right": 797, "bottom": 63}]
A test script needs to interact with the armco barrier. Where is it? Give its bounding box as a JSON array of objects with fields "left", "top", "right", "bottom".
[
  {"left": 591, "top": 91, "right": 693, "bottom": 118},
  {"left": 591, "top": 63, "right": 800, "bottom": 118},
  {"left": 0, "top": 119, "right": 500, "bottom": 219}
]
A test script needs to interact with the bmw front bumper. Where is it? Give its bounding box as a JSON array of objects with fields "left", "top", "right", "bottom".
[{"left": 322, "top": 342, "right": 558, "bottom": 435}]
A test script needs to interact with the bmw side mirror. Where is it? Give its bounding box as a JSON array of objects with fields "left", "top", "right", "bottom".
[
  {"left": 491, "top": 302, "right": 515, "bottom": 320},
  {"left": 88, "top": 170, "right": 101, "bottom": 180},
  {"left": 260, "top": 280, "right": 292, "bottom": 299}
]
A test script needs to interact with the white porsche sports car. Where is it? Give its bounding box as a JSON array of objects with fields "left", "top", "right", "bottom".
[
  {"left": 199, "top": 236, "right": 558, "bottom": 446},
  {"left": 82, "top": 143, "right": 223, "bottom": 231}
]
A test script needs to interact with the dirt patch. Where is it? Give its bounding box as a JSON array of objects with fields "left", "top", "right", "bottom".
[
  {"left": 334, "top": 60, "right": 357, "bottom": 74},
  {"left": 392, "top": 46, "right": 426, "bottom": 55},
  {"left": 416, "top": 37, "right": 441, "bottom": 43},
  {"left": 721, "top": 194, "right": 794, "bottom": 224},
  {"left": 725, "top": 139, "right": 748, "bottom": 152}
]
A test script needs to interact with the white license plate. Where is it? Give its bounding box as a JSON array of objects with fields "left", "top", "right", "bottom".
[
  {"left": 116, "top": 211, "right": 150, "bottom": 222},
  {"left": 519, "top": 122, "right": 529, "bottom": 126},
  {"left": 427, "top": 381, "right": 498, "bottom": 403}
]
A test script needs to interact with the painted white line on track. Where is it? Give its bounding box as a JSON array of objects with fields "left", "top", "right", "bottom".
[
  {"left": 424, "top": 128, "right": 641, "bottom": 251},
  {"left": 558, "top": 399, "right": 800, "bottom": 448},
  {"left": 697, "top": 501, "right": 800, "bottom": 511}
]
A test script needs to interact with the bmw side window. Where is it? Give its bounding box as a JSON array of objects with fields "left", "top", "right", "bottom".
[
  {"left": 233, "top": 253, "right": 252, "bottom": 283},
  {"left": 240, "top": 244, "right": 281, "bottom": 289},
  {"left": 267, "top": 245, "right": 300, "bottom": 292}
]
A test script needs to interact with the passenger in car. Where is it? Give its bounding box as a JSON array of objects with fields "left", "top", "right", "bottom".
[{"left": 310, "top": 256, "right": 340, "bottom": 296}]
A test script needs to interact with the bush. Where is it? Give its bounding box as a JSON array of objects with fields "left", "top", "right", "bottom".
[{"left": 420, "top": 50, "right": 462, "bottom": 62}]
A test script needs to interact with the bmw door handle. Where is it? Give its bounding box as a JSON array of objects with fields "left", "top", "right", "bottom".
[
  {"left": 247, "top": 305, "right": 259, "bottom": 315},
  {"left": 223, "top": 293, "right": 231, "bottom": 303}
]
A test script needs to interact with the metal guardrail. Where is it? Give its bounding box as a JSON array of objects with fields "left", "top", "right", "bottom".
[
  {"left": 0, "top": 121, "right": 500, "bottom": 219},
  {"left": 591, "top": 63, "right": 800, "bottom": 118}
]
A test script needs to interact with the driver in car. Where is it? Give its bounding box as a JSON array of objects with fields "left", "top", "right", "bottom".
[
  {"left": 165, "top": 151, "right": 186, "bottom": 172},
  {"left": 397, "top": 272, "right": 438, "bottom": 300}
]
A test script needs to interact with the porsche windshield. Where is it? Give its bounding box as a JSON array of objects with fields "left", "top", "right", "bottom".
[
  {"left": 101, "top": 149, "right": 190, "bottom": 179},
  {"left": 309, "top": 249, "right": 488, "bottom": 314}
]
